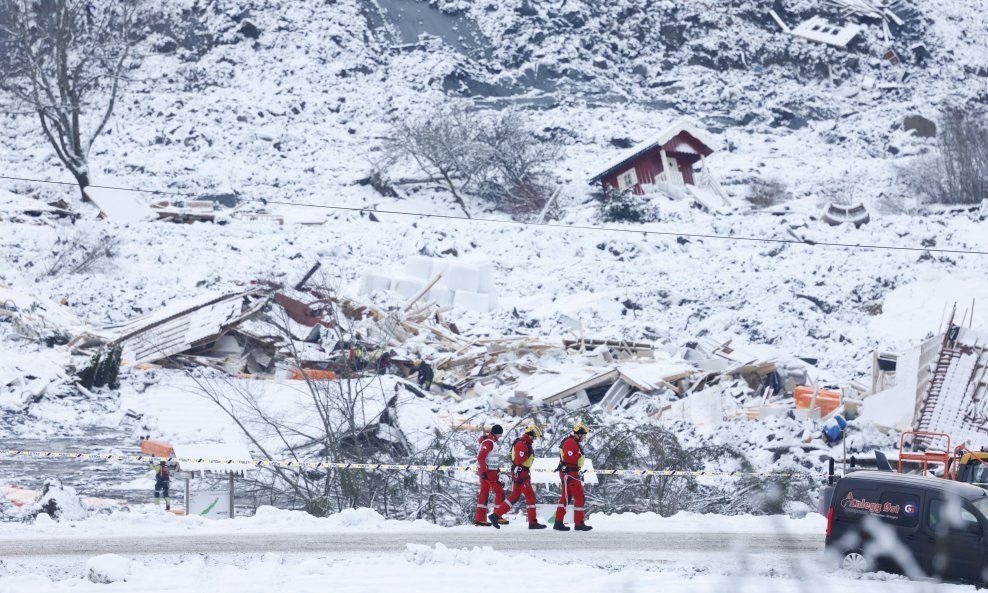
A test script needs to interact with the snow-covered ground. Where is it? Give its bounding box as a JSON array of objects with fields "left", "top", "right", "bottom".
[
  {"left": 0, "top": 505, "right": 824, "bottom": 538},
  {"left": 0, "top": 508, "right": 971, "bottom": 592}
]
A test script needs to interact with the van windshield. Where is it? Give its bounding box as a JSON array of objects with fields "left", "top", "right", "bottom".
[{"left": 970, "top": 496, "right": 988, "bottom": 520}]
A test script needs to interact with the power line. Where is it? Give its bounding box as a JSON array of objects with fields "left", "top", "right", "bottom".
[
  {"left": 0, "top": 174, "right": 189, "bottom": 196},
  {"left": 3, "top": 174, "right": 986, "bottom": 257},
  {"left": 264, "top": 199, "right": 987, "bottom": 256}
]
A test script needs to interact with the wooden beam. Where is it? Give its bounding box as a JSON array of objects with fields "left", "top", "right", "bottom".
[
  {"left": 768, "top": 9, "right": 791, "bottom": 33},
  {"left": 402, "top": 273, "right": 443, "bottom": 313}
]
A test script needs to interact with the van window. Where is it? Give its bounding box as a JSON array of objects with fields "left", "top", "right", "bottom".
[
  {"left": 971, "top": 497, "right": 988, "bottom": 519},
  {"left": 833, "top": 488, "right": 880, "bottom": 520},
  {"left": 876, "top": 490, "right": 921, "bottom": 528},
  {"left": 928, "top": 499, "right": 982, "bottom": 535}
]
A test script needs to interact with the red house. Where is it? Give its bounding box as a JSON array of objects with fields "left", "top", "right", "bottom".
[{"left": 590, "top": 119, "right": 728, "bottom": 209}]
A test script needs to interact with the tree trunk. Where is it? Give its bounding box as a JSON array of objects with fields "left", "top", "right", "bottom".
[
  {"left": 441, "top": 171, "right": 470, "bottom": 219},
  {"left": 72, "top": 169, "right": 90, "bottom": 200}
]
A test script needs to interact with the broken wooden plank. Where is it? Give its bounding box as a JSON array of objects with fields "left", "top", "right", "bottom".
[
  {"left": 402, "top": 273, "right": 443, "bottom": 313},
  {"left": 768, "top": 9, "right": 791, "bottom": 33}
]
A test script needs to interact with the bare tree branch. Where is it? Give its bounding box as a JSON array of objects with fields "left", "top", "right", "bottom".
[
  {"left": 383, "top": 105, "right": 561, "bottom": 220},
  {"left": 0, "top": 0, "right": 145, "bottom": 196}
]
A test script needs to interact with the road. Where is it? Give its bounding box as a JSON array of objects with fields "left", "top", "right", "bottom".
[{"left": 0, "top": 530, "right": 823, "bottom": 557}]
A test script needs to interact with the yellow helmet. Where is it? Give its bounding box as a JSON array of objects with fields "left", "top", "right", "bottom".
[
  {"left": 573, "top": 422, "right": 590, "bottom": 435},
  {"left": 524, "top": 425, "right": 543, "bottom": 439}
]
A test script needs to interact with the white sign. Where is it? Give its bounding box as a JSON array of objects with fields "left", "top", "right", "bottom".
[
  {"left": 528, "top": 458, "right": 598, "bottom": 485},
  {"left": 188, "top": 490, "right": 231, "bottom": 519}
]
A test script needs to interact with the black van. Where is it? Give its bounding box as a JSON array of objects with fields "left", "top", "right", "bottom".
[{"left": 825, "top": 471, "right": 988, "bottom": 584}]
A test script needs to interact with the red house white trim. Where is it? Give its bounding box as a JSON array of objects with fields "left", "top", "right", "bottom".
[{"left": 589, "top": 119, "right": 729, "bottom": 210}]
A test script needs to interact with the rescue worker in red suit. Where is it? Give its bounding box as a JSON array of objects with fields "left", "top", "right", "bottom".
[
  {"left": 474, "top": 424, "right": 508, "bottom": 526},
  {"left": 553, "top": 422, "right": 592, "bottom": 531},
  {"left": 488, "top": 425, "right": 548, "bottom": 530}
]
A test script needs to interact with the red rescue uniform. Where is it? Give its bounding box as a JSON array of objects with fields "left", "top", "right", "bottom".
[
  {"left": 555, "top": 434, "right": 586, "bottom": 526},
  {"left": 475, "top": 432, "right": 505, "bottom": 523},
  {"left": 492, "top": 433, "right": 538, "bottom": 523}
]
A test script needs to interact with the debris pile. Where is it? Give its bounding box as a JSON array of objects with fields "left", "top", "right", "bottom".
[
  {"left": 0, "top": 286, "right": 80, "bottom": 410},
  {"left": 863, "top": 305, "right": 988, "bottom": 447},
  {"left": 0, "top": 189, "right": 76, "bottom": 224},
  {"left": 3, "top": 256, "right": 869, "bottom": 436}
]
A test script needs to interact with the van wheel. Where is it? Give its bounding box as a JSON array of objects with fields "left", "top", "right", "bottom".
[{"left": 840, "top": 550, "right": 868, "bottom": 573}]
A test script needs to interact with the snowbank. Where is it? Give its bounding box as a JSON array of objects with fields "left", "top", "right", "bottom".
[
  {"left": 590, "top": 511, "right": 826, "bottom": 535},
  {"left": 85, "top": 554, "right": 130, "bottom": 584},
  {"left": 0, "top": 538, "right": 962, "bottom": 593},
  {"left": 0, "top": 506, "right": 826, "bottom": 539},
  {"left": 404, "top": 543, "right": 501, "bottom": 566},
  {"left": 0, "top": 505, "right": 440, "bottom": 538}
]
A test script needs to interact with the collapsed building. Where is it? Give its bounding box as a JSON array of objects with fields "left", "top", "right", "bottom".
[
  {"left": 864, "top": 305, "right": 988, "bottom": 449},
  {"left": 2, "top": 256, "right": 858, "bottom": 440}
]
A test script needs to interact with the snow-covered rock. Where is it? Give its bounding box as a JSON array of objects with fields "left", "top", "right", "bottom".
[
  {"left": 86, "top": 554, "right": 131, "bottom": 584},
  {"left": 21, "top": 478, "right": 88, "bottom": 522}
]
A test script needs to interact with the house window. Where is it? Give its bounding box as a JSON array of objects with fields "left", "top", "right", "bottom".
[{"left": 617, "top": 168, "right": 638, "bottom": 190}]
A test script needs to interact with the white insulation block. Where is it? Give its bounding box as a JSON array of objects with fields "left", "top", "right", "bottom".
[
  {"left": 428, "top": 286, "right": 455, "bottom": 306},
  {"left": 391, "top": 277, "right": 425, "bottom": 300},
  {"left": 403, "top": 256, "right": 435, "bottom": 281},
  {"left": 445, "top": 264, "right": 480, "bottom": 293},
  {"left": 453, "top": 290, "right": 490, "bottom": 312},
  {"left": 476, "top": 262, "right": 496, "bottom": 294},
  {"left": 359, "top": 272, "right": 393, "bottom": 295}
]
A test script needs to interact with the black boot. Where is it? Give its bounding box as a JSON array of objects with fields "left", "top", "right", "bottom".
[
  {"left": 553, "top": 522, "right": 570, "bottom": 531},
  {"left": 529, "top": 522, "right": 547, "bottom": 530},
  {"left": 574, "top": 524, "right": 592, "bottom": 532},
  {"left": 488, "top": 513, "right": 501, "bottom": 529}
]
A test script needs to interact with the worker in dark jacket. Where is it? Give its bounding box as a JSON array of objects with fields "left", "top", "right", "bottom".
[
  {"left": 152, "top": 459, "right": 171, "bottom": 511},
  {"left": 415, "top": 360, "right": 434, "bottom": 390}
]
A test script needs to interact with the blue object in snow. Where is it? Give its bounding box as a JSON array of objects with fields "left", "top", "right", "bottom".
[{"left": 822, "top": 415, "right": 847, "bottom": 444}]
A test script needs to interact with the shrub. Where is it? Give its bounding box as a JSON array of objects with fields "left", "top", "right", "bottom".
[
  {"left": 599, "top": 189, "right": 659, "bottom": 223},
  {"left": 904, "top": 107, "right": 988, "bottom": 206},
  {"left": 746, "top": 178, "right": 791, "bottom": 209}
]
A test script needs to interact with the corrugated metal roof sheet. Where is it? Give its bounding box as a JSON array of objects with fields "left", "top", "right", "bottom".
[{"left": 100, "top": 289, "right": 268, "bottom": 364}]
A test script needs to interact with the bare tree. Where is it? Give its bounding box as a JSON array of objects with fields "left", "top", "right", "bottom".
[
  {"left": 477, "top": 111, "right": 561, "bottom": 219},
  {"left": 0, "top": 0, "right": 143, "bottom": 196},
  {"left": 385, "top": 106, "right": 562, "bottom": 219},
  {"left": 903, "top": 107, "right": 988, "bottom": 206},
  {"left": 387, "top": 106, "right": 489, "bottom": 218},
  {"left": 42, "top": 231, "right": 119, "bottom": 276}
]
